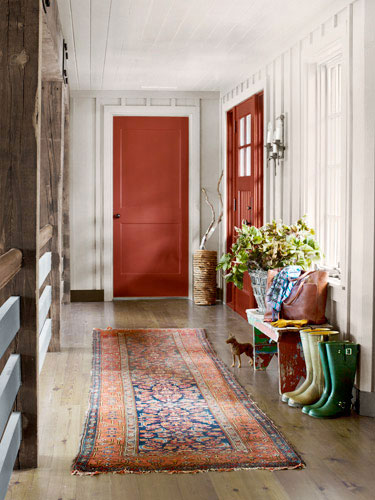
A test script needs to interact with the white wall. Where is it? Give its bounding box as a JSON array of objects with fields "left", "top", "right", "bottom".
[
  {"left": 69, "top": 0, "right": 375, "bottom": 402},
  {"left": 200, "top": 99, "right": 222, "bottom": 253},
  {"left": 70, "top": 91, "right": 221, "bottom": 293},
  {"left": 220, "top": 0, "right": 375, "bottom": 396}
]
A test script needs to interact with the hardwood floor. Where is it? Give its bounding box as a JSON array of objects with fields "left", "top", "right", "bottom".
[{"left": 6, "top": 300, "right": 375, "bottom": 500}]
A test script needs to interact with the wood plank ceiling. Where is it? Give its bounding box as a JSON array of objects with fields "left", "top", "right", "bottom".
[{"left": 57, "top": 0, "right": 349, "bottom": 91}]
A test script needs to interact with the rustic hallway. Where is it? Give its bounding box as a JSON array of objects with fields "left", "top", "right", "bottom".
[{"left": 6, "top": 301, "right": 375, "bottom": 500}]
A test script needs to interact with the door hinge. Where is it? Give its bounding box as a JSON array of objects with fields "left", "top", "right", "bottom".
[
  {"left": 233, "top": 198, "right": 237, "bottom": 211},
  {"left": 42, "top": 0, "right": 50, "bottom": 14}
]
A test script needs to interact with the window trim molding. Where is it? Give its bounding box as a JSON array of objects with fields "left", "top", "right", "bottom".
[
  {"left": 301, "top": 30, "right": 350, "bottom": 292},
  {"left": 102, "top": 104, "right": 200, "bottom": 301},
  {"left": 317, "top": 48, "right": 345, "bottom": 274}
]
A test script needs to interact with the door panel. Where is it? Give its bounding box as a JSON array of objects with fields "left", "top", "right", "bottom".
[
  {"left": 113, "top": 116, "right": 189, "bottom": 297},
  {"left": 226, "top": 93, "right": 264, "bottom": 319}
]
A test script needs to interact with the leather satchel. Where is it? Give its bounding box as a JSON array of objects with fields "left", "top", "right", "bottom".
[{"left": 264, "top": 269, "right": 328, "bottom": 324}]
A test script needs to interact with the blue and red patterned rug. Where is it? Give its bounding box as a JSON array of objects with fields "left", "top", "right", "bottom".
[{"left": 72, "top": 328, "right": 304, "bottom": 474}]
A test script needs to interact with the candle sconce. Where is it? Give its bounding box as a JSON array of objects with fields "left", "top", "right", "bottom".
[{"left": 265, "top": 114, "right": 286, "bottom": 174}]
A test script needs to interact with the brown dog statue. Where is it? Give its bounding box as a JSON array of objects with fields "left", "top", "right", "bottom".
[{"left": 226, "top": 335, "right": 254, "bottom": 368}]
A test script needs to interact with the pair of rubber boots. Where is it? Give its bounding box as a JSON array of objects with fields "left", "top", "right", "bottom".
[
  {"left": 302, "top": 341, "right": 359, "bottom": 418},
  {"left": 282, "top": 331, "right": 358, "bottom": 418},
  {"left": 281, "top": 331, "right": 337, "bottom": 408}
]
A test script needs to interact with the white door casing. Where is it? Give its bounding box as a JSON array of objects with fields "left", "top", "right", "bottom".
[{"left": 103, "top": 105, "right": 200, "bottom": 301}]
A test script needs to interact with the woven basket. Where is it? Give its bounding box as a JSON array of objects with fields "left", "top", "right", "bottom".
[
  {"left": 248, "top": 269, "right": 268, "bottom": 314},
  {"left": 193, "top": 250, "right": 217, "bottom": 305}
]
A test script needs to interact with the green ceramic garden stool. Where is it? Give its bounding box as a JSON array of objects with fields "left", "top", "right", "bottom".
[
  {"left": 301, "top": 331, "right": 339, "bottom": 415},
  {"left": 308, "top": 341, "right": 359, "bottom": 419}
]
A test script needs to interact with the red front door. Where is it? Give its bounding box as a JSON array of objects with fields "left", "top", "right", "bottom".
[
  {"left": 226, "top": 93, "right": 264, "bottom": 319},
  {"left": 113, "top": 116, "right": 189, "bottom": 297}
]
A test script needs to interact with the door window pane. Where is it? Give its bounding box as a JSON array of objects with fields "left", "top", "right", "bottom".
[
  {"left": 246, "top": 146, "right": 251, "bottom": 176},
  {"left": 239, "top": 148, "right": 245, "bottom": 176},
  {"left": 239, "top": 147, "right": 251, "bottom": 177},
  {"left": 240, "top": 117, "right": 245, "bottom": 146},
  {"left": 246, "top": 114, "right": 251, "bottom": 144},
  {"left": 238, "top": 114, "right": 252, "bottom": 177}
]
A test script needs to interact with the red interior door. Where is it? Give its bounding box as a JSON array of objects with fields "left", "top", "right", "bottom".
[
  {"left": 226, "top": 93, "right": 264, "bottom": 319},
  {"left": 113, "top": 116, "right": 189, "bottom": 297}
]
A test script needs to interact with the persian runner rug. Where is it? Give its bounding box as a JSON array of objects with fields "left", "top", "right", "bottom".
[{"left": 72, "top": 328, "right": 304, "bottom": 474}]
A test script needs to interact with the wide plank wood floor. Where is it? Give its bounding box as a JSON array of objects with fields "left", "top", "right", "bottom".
[{"left": 6, "top": 300, "right": 375, "bottom": 500}]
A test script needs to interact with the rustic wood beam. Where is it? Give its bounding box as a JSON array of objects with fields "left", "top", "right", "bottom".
[
  {"left": 62, "top": 86, "right": 71, "bottom": 304},
  {"left": 39, "top": 224, "right": 53, "bottom": 250},
  {"left": 41, "top": 0, "right": 64, "bottom": 81},
  {"left": 0, "top": 0, "right": 41, "bottom": 469},
  {"left": 0, "top": 250, "right": 23, "bottom": 291},
  {"left": 41, "top": 81, "right": 64, "bottom": 352}
]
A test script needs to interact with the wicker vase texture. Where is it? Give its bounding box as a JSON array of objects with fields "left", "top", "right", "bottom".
[
  {"left": 248, "top": 269, "right": 268, "bottom": 314},
  {"left": 193, "top": 250, "right": 217, "bottom": 305}
]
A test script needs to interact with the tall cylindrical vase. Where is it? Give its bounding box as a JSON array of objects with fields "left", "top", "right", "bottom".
[{"left": 193, "top": 250, "right": 217, "bottom": 305}]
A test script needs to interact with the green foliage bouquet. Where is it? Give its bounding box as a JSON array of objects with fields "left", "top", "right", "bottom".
[{"left": 217, "top": 218, "right": 321, "bottom": 290}]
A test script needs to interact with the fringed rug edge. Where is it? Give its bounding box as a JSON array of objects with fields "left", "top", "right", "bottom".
[{"left": 71, "top": 462, "right": 305, "bottom": 476}]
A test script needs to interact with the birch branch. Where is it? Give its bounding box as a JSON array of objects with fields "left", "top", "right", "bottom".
[
  {"left": 206, "top": 171, "right": 224, "bottom": 240},
  {"left": 200, "top": 188, "right": 216, "bottom": 250},
  {"left": 199, "top": 171, "right": 224, "bottom": 250}
]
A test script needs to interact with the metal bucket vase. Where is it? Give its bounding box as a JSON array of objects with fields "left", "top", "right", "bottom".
[{"left": 248, "top": 269, "right": 268, "bottom": 314}]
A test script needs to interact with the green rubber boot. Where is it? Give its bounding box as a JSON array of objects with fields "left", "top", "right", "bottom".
[
  {"left": 309, "top": 342, "right": 359, "bottom": 418},
  {"left": 303, "top": 339, "right": 351, "bottom": 415},
  {"left": 302, "top": 342, "right": 330, "bottom": 414}
]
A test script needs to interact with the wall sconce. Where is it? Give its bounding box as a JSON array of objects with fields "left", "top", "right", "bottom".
[{"left": 265, "top": 114, "right": 286, "bottom": 173}]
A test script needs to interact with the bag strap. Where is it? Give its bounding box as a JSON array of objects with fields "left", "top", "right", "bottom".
[{"left": 294, "top": 270, "right": 314, "bottom": 283}]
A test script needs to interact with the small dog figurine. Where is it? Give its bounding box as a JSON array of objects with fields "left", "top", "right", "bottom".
[{"left": 226, "top": 335, "right": 254, "bottom": 368}]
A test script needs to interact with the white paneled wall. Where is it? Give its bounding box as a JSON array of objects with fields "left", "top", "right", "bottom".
[
  {"left": 68, "top": 0, "right": 374, "bottom": 402},
  {"left": 200, "top": 99, "right": 222, "bottom": 254},
  {"left": 70, "top": 97, "right": 97, "bottom": 290},
  {"left": 222, "top": 8, "right": 349, "bottom": 225},
  {"left": 70, "top": 91, "right": 221, "bottom": 293},
  {"left": 221, "top": 0, "right": 375, "bottom": 395}
]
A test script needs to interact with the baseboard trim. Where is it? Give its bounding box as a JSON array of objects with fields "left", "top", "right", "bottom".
[
  {"left": 113, "top": 296, "right": 189, "bottom": 300},
  {"left": 70, "top": 290, "right": 104, "bottom": 302},
  {"left": 355, "top": 388, "right": 375, "bottom": 417}
]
